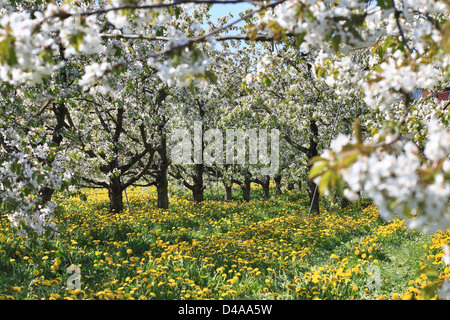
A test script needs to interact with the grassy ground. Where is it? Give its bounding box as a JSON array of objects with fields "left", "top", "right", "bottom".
[{"left": 0, "top": 186, "right": 449, "bottom": 300}]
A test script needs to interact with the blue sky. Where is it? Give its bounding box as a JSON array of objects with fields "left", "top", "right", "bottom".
[
  {"left": 208, "top": 2, "right": 254, "bottom": 27},
  {"left": 202, "top": 2, "right": 256, "bottom": 51}
]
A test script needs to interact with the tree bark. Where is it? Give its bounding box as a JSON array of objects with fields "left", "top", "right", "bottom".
[
  {"left": 224, "top": 181, "right": 232, "bottom": 201},
  {"left": 261, "top": 175, "right": 270, "bottom": 199},
  {"left": 283, "top": 116, "right": 321, "bottom": 214},
  {"left": 192, "top": 163, "right": 204, "bottom": 203},
  {"left": 340, "top": 196, "right": 350, "bottom": 208},
  {"left": 307, "top": 179, "right": 320, "bottom": 214},
  {"left": 156, "top": 173, "right": 169, "bottom": 209},
  {"left": 241, "top": 175, "right": 251, "bottom": 202},
  {"left": 156, "top": 124, "right": 169, "bottom": 209},
  {"left": 40, "top": 187, "right": 55, "bottom": 206},
  {"left": 38, "top": 102, "right": 68, "bottom": 206},
  {"left": 108, "top": 176, "right": 123, "bottom": 213},
  {"left": 156, "top": 143, "right": 169, "bottom": 209},
  {"left": 307, "top": 119, "right": 320, "bottom": 215},
  {"left": 274, "top": 174, "right": 282, "bottom": 194}
]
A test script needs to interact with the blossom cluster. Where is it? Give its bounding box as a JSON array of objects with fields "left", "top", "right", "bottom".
[
  {"left": 319, "top": 119, "right": 449, "bottom": 235},
  {"left": 0, "top": 125, "right": 70, "bottom": 242}
]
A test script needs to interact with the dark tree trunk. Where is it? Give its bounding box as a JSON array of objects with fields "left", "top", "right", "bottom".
[
  {"left": 340, "top": 196, "right": 350, "bottom": 208},
  {"left": 108, "top": 176, "right": 123, "bottom": 213},
  {"left": 261, "top": 175, "right": 270, "bottom": 199},
  {"left": 297, "top": 180, "right": 302, "bottom": 191},
  {"left": 307, "top": 119, "right": 320, "bottom": 215},
  {"left": 274, "top": 174, "right": 282, "bottom": 194},
  {"left": 307, "top": 179, "right": 320, "bottom": 214},
  {"left": 39, "top": 102, "right": 67, "bottom": 206},
  {"left": 192, "top": 163, "right": 204, "bottom": 203},
  {"left": 241, "top": 175, "right": 251, "bottom": 202},
  {"left": 224, "top": 181, "right": 232, "bottom": 202},
  {"left": 283, "top": 117, "right": 321, "bottom": 215},
  {"left": 39, "top": 187, "right": 55, "bottom": 206},
  {"left": 156, "top": 132, "right": 169, "bottom": 209},
  {"left": 156, "top": 174, "right": 169, "bottom": 209}
]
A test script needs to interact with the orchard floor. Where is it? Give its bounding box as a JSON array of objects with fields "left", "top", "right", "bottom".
[{"left": 0, "top": 186, "right": 449, "bottom": 300}]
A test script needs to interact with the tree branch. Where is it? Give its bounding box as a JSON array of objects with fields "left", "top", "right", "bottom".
[
  {"left": 283, "top": 132, "right": 309, "bottom": 155},
  {"left": 123, "top": 150, "right": 156, "bottom": 189}
]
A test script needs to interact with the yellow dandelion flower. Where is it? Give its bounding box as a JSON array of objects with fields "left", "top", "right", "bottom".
[{"left": 42, "top": 280, "right": 53, "bottom": 286}]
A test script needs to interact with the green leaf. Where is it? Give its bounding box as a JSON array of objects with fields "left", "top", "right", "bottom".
[
  {"left": 335, "top": 175, "right": 345, "bottom": 196},
  {"left": 204, "top": 70, "right": 218, "bottom": 84},
  {"left": 0, "top": 34, "right": 18, "bottom": 66},
  {"left": 332, "top": 34, "right": 341, "bottom": 52},
  {"left": 419, "top": 266, "right": 439, "bottom": 281},
  {"left": 38, "top": 48, "right": 54, "bottom": 64},
  {"left": 309, "top": 161, "right": 328, "bottom": 180},
  {"left": 241, "top": 80, "right": 248, "bottom": 92},
  {"left": 373, "top": 64, "right": 383, "bottom": 73},
  {"left": 420, "top": 282, "right": 440, "bottom": 300},
  {"left": 318, "top": 170, "right": 332, "bottom": 195},
  {"left": 68, "top": 31, "right": 86, "bottom": 52},
  {"left": 383, "top": 36, "right": 396, "bottom": 50},
  {"left": 156, "top": 26, "right": 166, "bottom": 37},
  {"left": 294, "top": 31, "right": 306, "bottom": 49},
  {"left": 353, "top": 119, "right": 362, "bottom": 144},
  {"left": 338, "top": 150, "right": 360, "bottom": 169},
  {"left": 55, "top": 250, "right": 66, "bottom": 259},
  {"left": 309, "top": 155, "right": 329, "bottom": 165},
  {"left": 377, "top": 0, "right": 391, "bottom": 9}
]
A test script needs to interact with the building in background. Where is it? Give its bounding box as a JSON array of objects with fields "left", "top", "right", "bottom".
[{"left": 411, "top": 87, "right": 450, "bottom": 104}]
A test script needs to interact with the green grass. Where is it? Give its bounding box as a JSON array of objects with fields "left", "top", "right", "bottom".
[{"left": 0, "top": 186, "right": 447, "bottom": 300}]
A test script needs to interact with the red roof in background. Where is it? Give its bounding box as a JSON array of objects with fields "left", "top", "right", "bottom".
[
  {"left": 438, "top": 91, "right": 449, "bottom": 102},
  {"left": 419, "top": 89, "right": 450, "bottom": 103}
]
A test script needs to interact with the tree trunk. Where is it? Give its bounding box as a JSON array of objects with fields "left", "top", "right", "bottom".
[
  {"left": 40, "top": 187, "right": 55, "bottom": 206},
  {"left": 297, "top": 180, "right": 302, "bottom": 191},
  {"left": 224, "top": 181, "right": 232, "bottom": 201},
  {"left": 241, "top": 175, "right": 251, "bottom": 202},
  {"left": 108, "top": 176, "right": 123, "bottom": 213},
  {"left": 192, "top": 163, "right": 204, "bottom": 203},
  {"left": 156, "top": 134, "right": 169, "bottom": 209},
  {"left": 261, "top": 175, "right": 270, "bottom": 199},
  {"left": 307, "top": 119, "right": 320, "bottom": 215},
  {"left": 39, "top": 102, "right": 67, "bottom": 206},
  {"left": 340, "top": 196, "right": 350, "bottom": 208},
  {"left": 157, "top": 176, "right": 169, "bottom": 209},
  {"left": 274, "top": 174, "right": 282, "bottom": 194},
  {"left": 307, "top": 179, "right": 320, "bottom": 215}
]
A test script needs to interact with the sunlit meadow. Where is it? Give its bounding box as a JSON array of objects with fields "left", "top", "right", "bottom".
[{"left": 0, "top": 186, "right": 449, "bottom": 300}]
